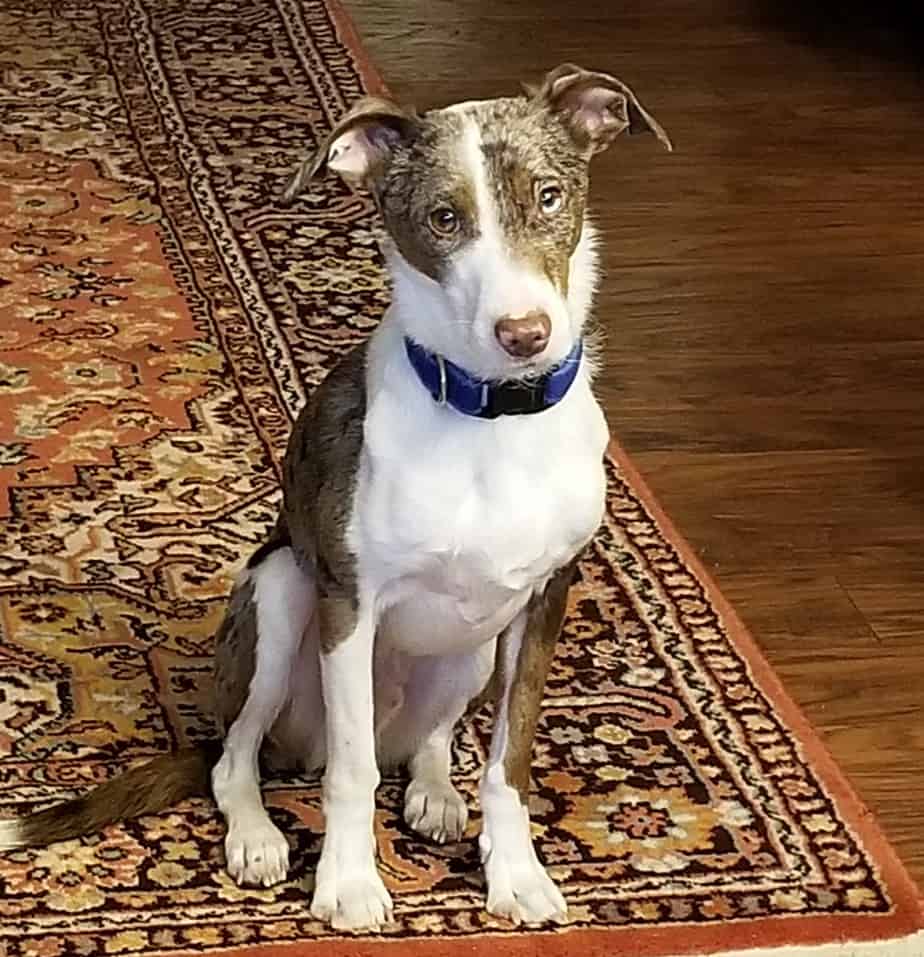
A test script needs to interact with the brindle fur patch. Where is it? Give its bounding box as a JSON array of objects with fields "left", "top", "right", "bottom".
[
  {"left": 475, "top": 98, "right": 588, "bottom": 294},
  {"left": 377, "top": 110, "right": 478, "bottom": 281},
  {"left": 317, "top": 594, "right": 360, "bottom": 655},
  {"left": 281, "top": 341, "right": 370, "bottom": 650},
  {"left": 212, "top": 577, "right": 259, "bottom": 736},
  {"left": 211, "top": 343, "right": 368, "bottom": 682},
  {"left": 501, "top": 561, "right": 576, "bottom": 802}
]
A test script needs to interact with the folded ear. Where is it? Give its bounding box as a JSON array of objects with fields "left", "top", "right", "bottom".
[
  {"left": 532, "top": 63, "right": 672, "bottom": 156},
  {"left": 280, "top": 96, "right": 417, "bottom": 204}
]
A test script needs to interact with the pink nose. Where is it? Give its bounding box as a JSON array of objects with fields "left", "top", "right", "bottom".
[{"left": 494, "top": 312, "right": 552, "bottom": 358}]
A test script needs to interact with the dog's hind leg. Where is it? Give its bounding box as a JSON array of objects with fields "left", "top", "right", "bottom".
[
  {"left": 211, "top": 545, "right": 315, "bottom": 888},
  {"left": 378, "top": 644, "right": 495, "bottom": 844}
]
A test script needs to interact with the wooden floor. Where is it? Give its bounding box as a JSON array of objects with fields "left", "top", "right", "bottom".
[{"left": 344, "top": 0, "right": 924, "bottom": 885}]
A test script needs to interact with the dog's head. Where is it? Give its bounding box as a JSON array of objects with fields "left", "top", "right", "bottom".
[{"left": 284, "top": 64, "right": 670, "bottom": 380}]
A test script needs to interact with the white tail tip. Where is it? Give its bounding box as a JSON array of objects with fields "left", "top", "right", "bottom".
[{"left": 0, "top": 818, "right": 25, "bottom": 850}]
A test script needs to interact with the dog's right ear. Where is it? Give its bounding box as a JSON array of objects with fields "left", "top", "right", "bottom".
[{"left": 280, "top": 97, "right": 417, "bottom": 205}]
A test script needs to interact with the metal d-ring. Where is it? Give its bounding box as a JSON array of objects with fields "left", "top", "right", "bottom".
[{"left": 436, "top": 353, "right": 448, "bottom": 405}]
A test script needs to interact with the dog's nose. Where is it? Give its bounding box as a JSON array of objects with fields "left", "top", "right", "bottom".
[{"left": 494, "top": 312, "right": 551, "bottom": 358}]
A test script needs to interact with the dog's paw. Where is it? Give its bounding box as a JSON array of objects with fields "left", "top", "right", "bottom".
[
  {"left": 310, "top": 865, "right": 393, "bottom": 931},
  {"left": 404, "top": 778, "right": 468, "bottom": 844},
  {"left": 225, "top": 815, "right": 290, "bottom": 888},
  {"left": 481, "top": 833, "right": 567, "bottom": 926}
]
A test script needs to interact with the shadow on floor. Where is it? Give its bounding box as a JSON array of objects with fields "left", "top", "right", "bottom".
[{"left": 753, "top": 1, "right": 924, "bottom": 66}]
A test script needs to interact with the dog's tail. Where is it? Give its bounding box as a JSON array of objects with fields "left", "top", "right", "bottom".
[{"left": 0, "top": 743, "right": 222, "bottom": 850}]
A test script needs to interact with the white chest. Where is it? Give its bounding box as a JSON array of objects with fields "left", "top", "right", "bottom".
[{"left": 352, "top": 372, "right": 608, "bottom": 654}]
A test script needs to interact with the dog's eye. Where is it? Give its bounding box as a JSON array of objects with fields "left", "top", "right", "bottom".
[
  {"left": 538, "top": 184, "right": 563, "bottom": 215},
  {"left": 428, "top": 206, "right": 459, "bottom": 236}
]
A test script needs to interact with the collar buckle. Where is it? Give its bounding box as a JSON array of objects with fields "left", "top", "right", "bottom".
[{"left": 480, "top": 379, "right": 549, "bottom": 419}]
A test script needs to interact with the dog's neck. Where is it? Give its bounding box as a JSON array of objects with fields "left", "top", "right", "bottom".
[{"left": 381, "top": 220, "right": 600, "bottom": 383}]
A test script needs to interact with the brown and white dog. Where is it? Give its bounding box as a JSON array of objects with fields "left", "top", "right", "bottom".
[{"left": 0, "top": 64, "right": 670, "bottom": 930}]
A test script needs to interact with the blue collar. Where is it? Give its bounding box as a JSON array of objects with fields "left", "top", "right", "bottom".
[{"left": 404, "top": 338, "right": 583, "bottom": 419}]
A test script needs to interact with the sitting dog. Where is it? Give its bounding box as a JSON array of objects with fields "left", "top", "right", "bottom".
[{"left": 0, "top": 63, "right": 670, "bottom": 930}]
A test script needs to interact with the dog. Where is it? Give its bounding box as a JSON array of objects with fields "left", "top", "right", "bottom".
[{"left": 0, "top": 63, "right": 670, "bottom": 930}]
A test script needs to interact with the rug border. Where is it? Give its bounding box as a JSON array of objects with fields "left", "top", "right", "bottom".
[
  {"left": 148, "top": 929, "right": 924, "bottom": 957},
  {"left": 326, "top": 0, "right": 387, "bottom": 96},
  {"left": 605, "top": 437, "right": 924, "bottom": 918}
]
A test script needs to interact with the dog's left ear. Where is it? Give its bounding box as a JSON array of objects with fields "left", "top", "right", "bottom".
[
  {"left": 531, "top": 63, "right": 672, "bottom": 156},
  {"left": 280, "top": 96, "right": 417, "bottom": 204}
]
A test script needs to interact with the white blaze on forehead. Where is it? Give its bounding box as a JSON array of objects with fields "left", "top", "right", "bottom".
[{"left": 460, "top": 114, "right": 502, "bottom": 253}]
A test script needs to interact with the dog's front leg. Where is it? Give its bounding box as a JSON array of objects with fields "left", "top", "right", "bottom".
[
  {"left": 480, "top": 564, "right": 573, "bottom": 926},
  {"left": 310, "top": 593, "right": 391, "bottom": 930}
]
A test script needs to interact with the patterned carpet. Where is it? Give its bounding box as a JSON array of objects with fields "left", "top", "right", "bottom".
[{"left": 0, "top": 1, "right": 922, "bottom": 955}]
